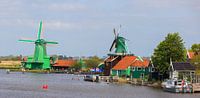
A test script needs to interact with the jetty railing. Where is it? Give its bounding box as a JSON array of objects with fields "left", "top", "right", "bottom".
[{"left": 192, "top": 75, "right": 200, "bottom": 93}]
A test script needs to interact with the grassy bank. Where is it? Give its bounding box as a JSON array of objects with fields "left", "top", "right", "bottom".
[
  {"left": 9, "top": 69, "right": 51, "bottom": 73},
  {"left": 0, "top": 61, "right": 21, "bottom": 69}
]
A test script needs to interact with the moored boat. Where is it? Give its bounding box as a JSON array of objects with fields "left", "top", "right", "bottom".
[
  {"left": 162, "top": 79, "right": 192, "bottom": 93},
  {"left": 84, "top": 75, "right": 99, "bottom": 82}
]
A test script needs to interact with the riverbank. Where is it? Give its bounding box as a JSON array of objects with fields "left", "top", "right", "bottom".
[
  {"left": 0, "top": 61, "right": 21, "bottom": 69},
  {"left": 9, "top": 69, "right": 51, "bottom": 73},
  {"left": 117, "top": 78, "right": 162, "bottom": 88},
  {"left": 85, "top": 75, "right": 162, "bottom": 88}
]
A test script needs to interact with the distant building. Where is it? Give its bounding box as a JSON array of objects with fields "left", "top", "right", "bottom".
[
  {"left": 97, "top": 63, "right": 105, "bottom": 72},
  {"left": 187, "top": 51, "right": 195, "bottom": 60},
  {"left": 52, "top": 60, "right": 76, "bottom": 70}
]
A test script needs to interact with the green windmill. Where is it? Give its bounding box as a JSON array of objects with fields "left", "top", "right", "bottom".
[
  {"left": 19, "top": 21, "right": 58, "bottom": 70},
  {"left": 109, "top": 27, "right": 129, "bottom": 54}
]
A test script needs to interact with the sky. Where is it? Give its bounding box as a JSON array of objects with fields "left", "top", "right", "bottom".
[{"left": 0, "top": 0, "right": 199, "bottom": 57}]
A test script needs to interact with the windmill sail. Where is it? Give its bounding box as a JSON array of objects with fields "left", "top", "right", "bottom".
[
  {"left": 46, "top": 41, "right": 58, "bottom": 44},
  {"left": 19, "top": 39, "right": 35, "bottom": 43},
  {"left": 37, "top": 21, "right": 42, "bottom": 40},
  {"left": 109, "top": 39, "right": 116, "bottom": 52},
  {"left": 109, "top": 28, "right": 118, "bottom": 52}
]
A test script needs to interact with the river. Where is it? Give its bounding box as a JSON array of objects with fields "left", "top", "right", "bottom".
[{"left": 0, "top": 70, "right": 199, "bottom": 98}]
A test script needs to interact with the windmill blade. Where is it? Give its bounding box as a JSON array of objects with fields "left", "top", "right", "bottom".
[
  {"left": 113, "top": 28, "right": 117, "bottom": 39},
  {"left": 46, "top": 44, "right": 57, "bottom": 47},
  {"left": 46, "top": 41, "right": 58, "bottom": 44},
  {"left": 118, "top": 39, "right": 129, "bottom": 53},
  {"left": 18, "top": 39, "right": 35, "bottom": 43},
  {"left": 109, "top": 39, "right": 116, "bottom": 52},
  {"left": 117, "top": 25, "right": 122, "bottom": 34},
  {"left": 37, "top": 21, "right": 43, "bottom": 40},
  {"left": 121, "top": 36, "right": 129, "bottom": 41}
]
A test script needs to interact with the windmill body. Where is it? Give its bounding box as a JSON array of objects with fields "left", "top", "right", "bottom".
[
  {"left": 114, "top": 36, "right": 128, "bottom": 54},
  {"left": 19, "top": 21, "right": 58, "bottom": 70},
  {"left": 109, "top": 28, "right": 129, "bottom": 55}
]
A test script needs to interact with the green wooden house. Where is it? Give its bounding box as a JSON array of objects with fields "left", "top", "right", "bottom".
[
  {"left": 111, "top": 56, "right": 136, "bottom": 77},
  {"left": 112, "top": 66, "right": 131, "bottom": 77},
  {"left": 111, "top": 56, "right": 153, "bottom": 79},
  {"left": 130, "top": 66, "right": 152, "bottom": 79}
]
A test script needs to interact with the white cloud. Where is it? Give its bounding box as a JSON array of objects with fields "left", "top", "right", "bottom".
[
  {"left": 130, "top": 0, "right": 200, "bottom": 10},
  {"left": 30, "top": 2, "right": 87, "bottom": 12},
  {"left": 0, "top": 0, "right": 26, "bottom": 17},
  {"left": 45, "top": 21, "right": 74, "bottom": 30},
  {"left": 47, "top": 3, "right": 86, "bottom": 11},
  {"left": 0, "top": 19, "right": 36, "bottom": 27}
]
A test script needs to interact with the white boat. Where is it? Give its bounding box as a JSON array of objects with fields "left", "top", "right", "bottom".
[
  {"left": 84, "top": 75, "right": 99, "bottom": 82},
  {"left": 162, "top": 79, "right": 192, "bottom": 93}
]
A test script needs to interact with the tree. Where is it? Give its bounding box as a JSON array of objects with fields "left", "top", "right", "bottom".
[
  {"left": 85, "top": 56, "right": 103, "bottom": 69},
  {"left": 190, "top": 55, "right": 200, "bottom": 68},
  {"left": 151, "top": 32, "right": 186, "bottom": 74},
  {"left": 190, "top": 55, "right": 200, "bottom": 75},
  {"left": 191, "top": 43, "right": 200, "bottom": 55},
  {"left": 190, "top": 44, "right": 200, "bottom": 75},
  {"left": 71, "top": 61, "right": 82, "bottom": 72}
]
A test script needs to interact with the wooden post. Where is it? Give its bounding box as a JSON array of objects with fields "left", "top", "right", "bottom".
[{"left": 130, "top": 66, "right": 132, "bottom": 82}]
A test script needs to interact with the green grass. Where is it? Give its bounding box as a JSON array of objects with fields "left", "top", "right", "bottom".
[
  {"left": 0, "top": 65, "right": 20, "bottom": 69},
  {"left": 10, "top": 69, "right": 51, "bottom": 73}
]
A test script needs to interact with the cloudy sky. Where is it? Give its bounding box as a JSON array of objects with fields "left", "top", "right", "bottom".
[{"left": 0, "top": 0, "right": 199, "bottom": 57}]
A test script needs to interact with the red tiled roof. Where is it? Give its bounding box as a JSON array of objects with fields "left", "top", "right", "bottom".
[
  {"left": 131, "top": 59, "right": 149, "bottom": 68},
  {"left": 112, "top": 56, "right": 150, "bottom": 70},
  {"left": 187, "top": 51, "right": 195, "bottom": 59},
  {"left": 112, "top": 56, "right": 137, "bottom": 70},
  {"left": 53, "top": 60, "right": 76, "bottom": 67}
]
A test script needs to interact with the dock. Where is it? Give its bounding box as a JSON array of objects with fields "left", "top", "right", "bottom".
[
  {"left": 98, "top": 76, "right": 119, "bottom": 82},
  {"left": 192, "top": 75, "right": 200, "bottom": 93},
  {"left": 192, "top": 83, "right": 200, "bottom": 93},
  {"left": 84, "top": 75, "right": 119, "bottom": 82}
]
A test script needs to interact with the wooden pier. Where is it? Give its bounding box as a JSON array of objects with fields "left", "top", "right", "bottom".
[
  {"left": 99, "top": 76, "right": 119, "bottom": 82},
  {"left": 192, "top": 83, "right": 200, "bottom": 93},
  {"left": 192, "top": 75, "right": 200, "bottom": 93}
]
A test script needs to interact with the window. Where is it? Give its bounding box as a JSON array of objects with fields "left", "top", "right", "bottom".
[
  {"left": 138, "top": 68, "right": 142, "bottom": 71},
  {"left": 151, "top": 68, "right": 155, "bottom": 72},
  {"left": 140, "top": 73, "right": 144, "bottom": 79},
  {"left": 132, "top": 67, "right": 135, "bottom": 71}
]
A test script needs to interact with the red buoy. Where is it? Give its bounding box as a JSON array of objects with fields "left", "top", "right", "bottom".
[{"left": 42, "top": 84, "right": 48, "bottom": 90}]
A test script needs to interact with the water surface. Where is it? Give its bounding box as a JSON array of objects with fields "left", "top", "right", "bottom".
[{"left": 0, "top": 70, "right": 199, "bottom": 98}]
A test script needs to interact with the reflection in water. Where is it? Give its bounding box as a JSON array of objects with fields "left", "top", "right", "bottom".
[{"left": 0, "top": 70, "right": 199, "bottom": 98}]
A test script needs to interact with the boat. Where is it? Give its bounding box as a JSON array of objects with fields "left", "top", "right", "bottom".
[
  {"left": 84, "top": 75, "right": 99, "bottom": 82},
  {"left": 162, "top": 79, "right": 193, "bottom": 93},
  {"left": 161, "top": 80, "right": 168, "bottom": 88}
]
